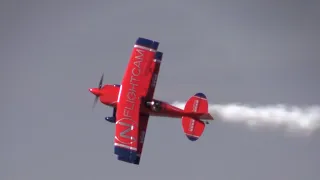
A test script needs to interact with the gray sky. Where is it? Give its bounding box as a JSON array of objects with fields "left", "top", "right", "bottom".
[{"left": 1, "top": 0, "right": 320, "bottom": 179}]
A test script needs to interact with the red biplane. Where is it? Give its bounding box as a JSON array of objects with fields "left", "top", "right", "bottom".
[{"left": 89, "top": 37, "right": 214, "bottom": 165}]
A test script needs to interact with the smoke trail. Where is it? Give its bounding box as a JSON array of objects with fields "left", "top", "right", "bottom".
[{"left": 172, "top": 102, "right": 320, "bottom": 133}]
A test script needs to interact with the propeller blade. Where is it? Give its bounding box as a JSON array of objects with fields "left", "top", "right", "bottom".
[
  {"left": 92, "top": 73, "right": 104, "bottom": 110},
  {"left": 92, "top": 96, "right": 98, "bottom": 109},
  {"left": 99, "top": 73, "right": 104, "bottom": 89}
]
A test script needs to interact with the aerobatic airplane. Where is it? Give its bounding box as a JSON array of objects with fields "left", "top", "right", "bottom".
[{"left": 89, "top": 37, "right": 214, "bottom": 165}]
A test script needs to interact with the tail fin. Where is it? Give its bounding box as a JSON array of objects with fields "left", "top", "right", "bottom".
[{"left": 181, "top": 93, "right": 213, "bottom": 141}]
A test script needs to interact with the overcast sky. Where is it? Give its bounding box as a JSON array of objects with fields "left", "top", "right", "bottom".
[{"left": 1, "top": 0, "right": 320, "bottom": 179}]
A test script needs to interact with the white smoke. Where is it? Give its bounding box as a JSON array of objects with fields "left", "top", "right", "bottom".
[{"left": 172, "top": 102, "right": 320, "bottom": 134}]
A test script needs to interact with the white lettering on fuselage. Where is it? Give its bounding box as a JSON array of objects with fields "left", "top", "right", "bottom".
[{"left": 118, "top": 48, "right": 145, "bottom": 142}]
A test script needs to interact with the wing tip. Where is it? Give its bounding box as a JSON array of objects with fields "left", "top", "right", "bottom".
[
  {"left": 136, "top": 37, "right": 159, "bottom": 50},
  {"left": 114, "top": 145, "right": 140, "bottom": 165},
  {"left": 186, "top": 134, "right": 199, "bottom": 141},
  {"left": 155, "top": 51, "right": 163, "bottom": 60},
  {"left": 194, "top": 92, "right": 207, "bottom": 99}
]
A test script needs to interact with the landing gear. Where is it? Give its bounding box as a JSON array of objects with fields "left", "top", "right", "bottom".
[
  {"left": 145, "top": 100, "right": 162, "bottom": 112},
  {"left": 105, "top": 107, "right": 116, "bottom": 123},
  {"left": 105, "top": 116, "right": 116, "bottom": 123}
]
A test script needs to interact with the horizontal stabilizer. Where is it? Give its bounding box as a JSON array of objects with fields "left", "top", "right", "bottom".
[
  {"left": 181, "top": 92, "right": 212, "bottom": 141},
  {"left": 182, "top": 117, "right": 205, "bottom": 141}
]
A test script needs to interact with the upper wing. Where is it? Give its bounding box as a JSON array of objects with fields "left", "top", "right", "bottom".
[{"left": 114, "top": 37, "right": 159, "bottom": 164}]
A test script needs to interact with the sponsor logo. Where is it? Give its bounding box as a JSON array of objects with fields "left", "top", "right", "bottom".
[
  {"left": 192, "top": 99, "right": 199, "bottom": 112},
  {"left": 116, "top": 48, "right": 145, "bottom": 146},
  {"left": 151, "top": 74, "right": 158, "bottom": 87},
  {"left": 115, "top": 118, "right": 137, "bottom": 145},
  {"left": 188, "top": 119, "right": 195, "bottom": 132}
]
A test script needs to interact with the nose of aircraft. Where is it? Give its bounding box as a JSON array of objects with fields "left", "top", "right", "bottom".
[{"left": 89, "top": 88, "right": 101, "bottom": 96}]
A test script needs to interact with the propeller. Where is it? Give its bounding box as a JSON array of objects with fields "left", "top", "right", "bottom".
[{"left": 92, "top": 73, "right": 104, "bottom": 109}]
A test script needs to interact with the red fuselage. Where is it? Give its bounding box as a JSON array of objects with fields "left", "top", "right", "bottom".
[{"left": 89, "top": 84, "right": 210, "bottom": 120}]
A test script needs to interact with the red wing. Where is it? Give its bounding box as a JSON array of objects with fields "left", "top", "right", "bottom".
[
  {"left": 133, "top": 114, "right": 149, "bottom": 164},
  {"left": 145, "top": 51, "right": 162, "bottom": 100},
  {"left": 114, "top": 37, "right": 159, "bottom": 164}
]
